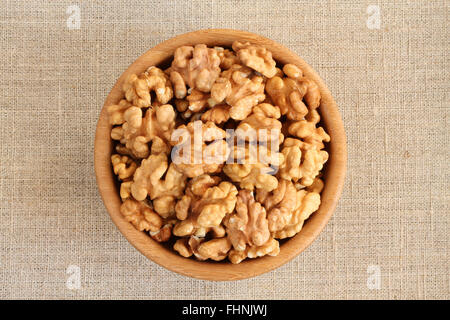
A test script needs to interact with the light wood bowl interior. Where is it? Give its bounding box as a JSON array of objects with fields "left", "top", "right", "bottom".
[{"left": 94, "top": 29, "right": 347, "bottom": 281}]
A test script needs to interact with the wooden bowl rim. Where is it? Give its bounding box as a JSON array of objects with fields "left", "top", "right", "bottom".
[{"left": 94, "top": 28, "right": 347, "bottom": 281}]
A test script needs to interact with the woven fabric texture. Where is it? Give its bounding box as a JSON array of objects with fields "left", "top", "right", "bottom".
[{"left": 0, "top": 0, "right": 448, "bottom": 299}]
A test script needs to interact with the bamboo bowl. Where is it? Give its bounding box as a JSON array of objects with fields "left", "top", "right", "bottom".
[{"left": 94, "top": 29, "right": 347, "bottom": 281}]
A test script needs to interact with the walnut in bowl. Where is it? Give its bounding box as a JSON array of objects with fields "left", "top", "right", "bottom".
[{"left": 94, "top": 29, "right": 346, "bottom": 280}]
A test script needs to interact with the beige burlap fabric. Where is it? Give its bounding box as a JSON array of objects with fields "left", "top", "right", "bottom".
[{"left": 0, "top": 0, "right": 448, "bottom": 299}]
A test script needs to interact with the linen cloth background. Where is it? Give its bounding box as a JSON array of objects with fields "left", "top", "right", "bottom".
[{"left": 0, "top": 0, "right": 448, "bottom": 299}]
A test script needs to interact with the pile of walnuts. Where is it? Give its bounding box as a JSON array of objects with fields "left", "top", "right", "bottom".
[{"left": 107, "top": 41, "right": 330, "bottom": 264}]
